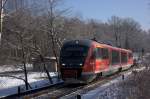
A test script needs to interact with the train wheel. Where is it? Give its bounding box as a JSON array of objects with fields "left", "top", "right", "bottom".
[
  {"left": 95, "top": 72, "right": 102, "bottom": 81},
  {"left": 118, "top": 67, "right": 122, "bottom": 72},
  {"left": 83, "top": 74, "right": 97, "bottom": 84}
]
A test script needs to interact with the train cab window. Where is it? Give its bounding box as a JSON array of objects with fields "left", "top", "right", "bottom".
[
  {"left": 112, "top": 50, "right": 120, "bottom": 65},
  {"left": 121, "top": 52, "right": 127, "bottom": 63},
  {"left": 61, "top": 45, "right": 89, "bottom": 59}
]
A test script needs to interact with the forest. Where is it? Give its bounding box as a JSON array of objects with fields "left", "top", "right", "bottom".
[{"left": 0, "top": 0, "right": 149, "bottom": 65}]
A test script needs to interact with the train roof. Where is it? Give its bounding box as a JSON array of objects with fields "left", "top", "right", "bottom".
[
  {"left": 62, "top": 39, "right": 132, "bottom": 53},
  {"left": 103, "top": 44, "right": 131, "bottom": 52},
  {"left": 62, "top": 39, "right": 93, "bottom": 47},
  {"left": 93, "top": 41, "right": 132, "bottom": 53}
]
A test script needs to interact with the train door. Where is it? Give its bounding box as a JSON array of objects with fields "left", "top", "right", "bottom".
[
  {"left": 128, "top": 52, "right": 133, "bottom": 65},
  {"left": 109, "top": 49, "right": 112, "bottom": 71},
  {"left": 121, "top": 51, "right": 128, "bottom": 70},
  {"left": 101, "top": 48, "right": 109, "bottom": 71},
  {"left": 109, "top": 49, "right": 121, "bottom": 74},
  {"left": 94, "top": 48, "right": 101, "bottom": 72}
]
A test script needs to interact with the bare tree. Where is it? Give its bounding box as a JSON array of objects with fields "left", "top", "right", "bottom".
[
  {"left": 0, "top": 0, "right": 8, "bottom": 44},
  {"left": 3, "top": 9, "right": 34, "bottom": 90},
  {"left": 121, "top": 18, "right": 141, "bottom": 49},
  {"left": 40, "top": 0, "right": 70, "bottom": 76},
  {"left": 108, "top": 16, "right": 123, "bottom": 47}
]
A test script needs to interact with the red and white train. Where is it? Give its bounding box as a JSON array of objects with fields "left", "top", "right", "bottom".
[{"left": 59, "top": 39, "right": 133, "bottom": 83}]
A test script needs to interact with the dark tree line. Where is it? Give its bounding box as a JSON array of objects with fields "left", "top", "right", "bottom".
[{"left": 0, "top": 0, "right": 150, "bottom": 65}]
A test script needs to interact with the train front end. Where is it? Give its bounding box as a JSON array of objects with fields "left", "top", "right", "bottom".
[{"left": 59, "top": 40, "right": 95, "bottom": 83}]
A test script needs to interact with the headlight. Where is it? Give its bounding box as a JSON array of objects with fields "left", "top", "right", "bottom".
[
  {"left": 62, "top": 63, "right": 66, "bottom": 66},
  {"left": 79, "top": 63, "right": 82, "bottom": 66}
]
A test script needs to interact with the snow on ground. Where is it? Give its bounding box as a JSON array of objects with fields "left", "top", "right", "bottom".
[
  {"left": 0, "top": 64, "right": 146, "bottom": 98},
  {"left": 0, "top": 64, "right": 33, "bottom": 73},
  {"left": 0, "top": 72, "right": 62, "bottom": 98},
  {"left": 0, "top": 65, "right": 21, "bottom": 72},
  {"left": 81, "top": 76, "right": 126, "bottom": 99},
  {"left": 0, "top": 64, "right": 63, "bottom": 97}
]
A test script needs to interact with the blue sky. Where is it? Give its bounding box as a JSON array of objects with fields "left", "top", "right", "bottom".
[{"left": 64, "top": 0, "right": 149, "bottom": 30}]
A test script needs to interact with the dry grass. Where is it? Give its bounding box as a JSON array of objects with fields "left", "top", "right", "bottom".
[
  {"left": 119, "top": 67, "right": 150, "bottom": 99},
  {"left": 98, "top": 64, "right": 150, "bottom": 99}
]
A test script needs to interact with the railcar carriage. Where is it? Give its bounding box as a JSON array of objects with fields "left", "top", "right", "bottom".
[{"left": 59, "top": 39, "right": 133, "bottom": 83}]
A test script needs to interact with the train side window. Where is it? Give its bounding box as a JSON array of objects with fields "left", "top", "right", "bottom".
[
  {"left": 121, "top": 52, "right": 127, "bottom": 63},
  {"left": 95, "top": 48, "right": 109, "bottom": 59},
  {"left": 101, "top": 48, "right": 109, "bottom": 59},
  {"left": 96, "top": 48, "right": 102, "bottom": 59},
  {"left": 93, "top": 48, "right": 101, "bottom": 59},
  {"left": 112, "top": 50, "right": 120, "bottom": 65}
]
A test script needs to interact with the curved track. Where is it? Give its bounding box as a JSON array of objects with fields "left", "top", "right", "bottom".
[{"left": 27, "top": 67, "right": 135, "bottom": 99}]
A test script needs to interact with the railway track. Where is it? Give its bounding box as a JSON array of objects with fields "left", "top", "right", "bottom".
[
  {"left": 22, "top": 66, "right": 137, "bottom": 99},
  {"left": 2, "top": 65, "right": 143, "bottom": 99}
]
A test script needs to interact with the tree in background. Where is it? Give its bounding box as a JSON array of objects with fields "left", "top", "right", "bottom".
[
  {"left": 108, "top": 16, "right": 122, "bottom": 47},
  {"left": 0, "top": 1, "right": 150, "bottom": 86},
  {"left": 0, "top": 0, "right": 8, "bottom": 44},
  {"left": 39, "top": 0, "right": 69, "bottom": 74},
  {"left": 121, "top": 18, "right": 141, "bottom": 49}
]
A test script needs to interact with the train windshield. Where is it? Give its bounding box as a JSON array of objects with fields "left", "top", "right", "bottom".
[{"left": 61, "top": 45, "right": 89, "bottom": 59}]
